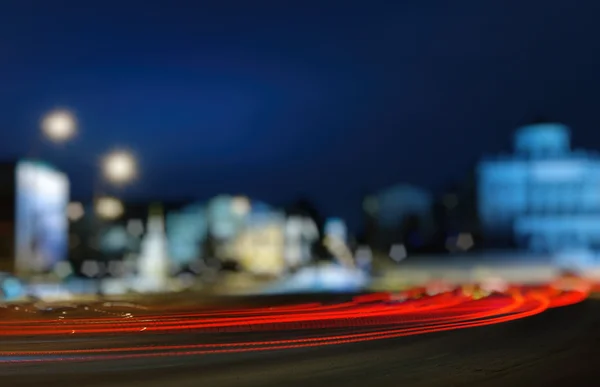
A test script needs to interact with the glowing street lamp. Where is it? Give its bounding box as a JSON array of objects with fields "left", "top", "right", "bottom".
[
  {"left": 41, "top": 110, "right": 77, "bottom": 143},
  {"left": 93, "top": 151, "right": 137, "bottom": 222},
  {"left": 102, "top": 150, "right": 137, "bottom": 185},
  {"left": 95, "top": 196, "right": 124, "bottom": 220}
]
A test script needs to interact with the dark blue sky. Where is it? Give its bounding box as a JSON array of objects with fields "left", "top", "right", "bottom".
[{"left": 2, "top": 0, "right": 600, "bottom": 229}]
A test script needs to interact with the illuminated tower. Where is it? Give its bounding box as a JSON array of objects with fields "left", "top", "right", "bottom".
[{"left": 137, "top": 204, "right": 170, "bottom": 291}]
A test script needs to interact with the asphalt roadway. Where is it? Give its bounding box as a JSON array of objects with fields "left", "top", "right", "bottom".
[{"left": 1, "top": 296, "right": 599, "bottom": 387}]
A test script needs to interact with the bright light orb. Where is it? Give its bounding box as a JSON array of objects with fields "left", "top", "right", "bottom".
[
  {"left": 66, "top": 202, "right": 85, "bottom": 222},
  {"left": 41, "top": 110, "right": 77, "bottom": 142},
  {"left": 102, "top": 150, "right": 137, "bottom": 184},
  {"left": 95, "top": 197, "right": 124, "bottom": 220}
]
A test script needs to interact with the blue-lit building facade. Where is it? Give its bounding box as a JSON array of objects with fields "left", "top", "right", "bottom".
[{"left": 478, "top": 122, "right": 600, "bottom": 253}]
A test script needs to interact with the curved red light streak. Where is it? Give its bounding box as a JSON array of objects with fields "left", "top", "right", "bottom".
[{"left": 0, "top": 282, "right": 590, "bottom": 364}]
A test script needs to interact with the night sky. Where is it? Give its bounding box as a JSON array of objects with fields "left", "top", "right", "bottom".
[{"left": 2, "top": 0, "right": 600, "bottom": 229}]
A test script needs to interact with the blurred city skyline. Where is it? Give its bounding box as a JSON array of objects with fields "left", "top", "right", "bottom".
[{"left": 3, "top": 0, "right": 600, "bottom": 230}]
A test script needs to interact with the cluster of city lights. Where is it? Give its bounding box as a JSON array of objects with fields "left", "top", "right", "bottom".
[{"left": 42, "top": 109, "right": 138, "bottom": 219}]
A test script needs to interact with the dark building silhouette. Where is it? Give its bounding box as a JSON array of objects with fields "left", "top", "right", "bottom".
[
  {"left": 0, "top": 162, "right": 17, "bottom": 272},
  {"left": 431, "top": 168, "right": 483, "bottom": 252},
  {"left": 362, "top": 184, "right": 434, "bottom": 253}
]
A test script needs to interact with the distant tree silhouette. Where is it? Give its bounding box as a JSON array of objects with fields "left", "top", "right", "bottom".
[
  {"left": 531, "top": 115, "right": 552, "bottom": 125},
  {"left": 285, "top": 197, "right": 324, "bottom": 231}
]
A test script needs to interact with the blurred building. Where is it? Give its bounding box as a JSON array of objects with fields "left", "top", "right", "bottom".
[
  {"left": 0, "top": 160, "right": 69, "bottom": 276},
  {"left": 171, "top": 195, "right": 289, "bottom": 276},
  {"left": 67, "top": 192, "right": 349, "bottom": 281},
  {"left": 166, "top": 203, "right": 207, "bottom": 268},
  {"left": 363, "top": 184, "right": 434, "bottom": 253},
  {"left": 205, "top": 195, "right": 249, "bottom": 262},
  {"left": 233, "top": 210, "right": 286, "bottom": 277},
  {"left": 478, "top": 121, "right": 600, "bottom": 252}
]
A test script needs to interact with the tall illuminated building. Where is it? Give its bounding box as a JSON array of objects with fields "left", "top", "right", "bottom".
[
  {"left": 0, "top": 160, "right": 70, "bottom": 276},
  {"left": 478, "top": 121, "right": 600, "bottom": 252}
]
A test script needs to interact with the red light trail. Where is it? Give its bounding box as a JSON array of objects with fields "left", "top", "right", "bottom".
[{"left": 0, "top": 281, "right": 590, "bottom": 364}]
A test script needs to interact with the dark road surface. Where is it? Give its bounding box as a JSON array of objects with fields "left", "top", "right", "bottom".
[{"left": 2, "top": 298, "right": 599, "bottom": 387}]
